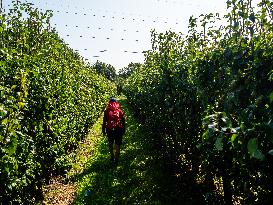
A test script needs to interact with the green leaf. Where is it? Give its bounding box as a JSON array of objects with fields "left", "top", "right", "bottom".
[
  {"left": 269, "top": 92, "right": 273, "bottom": 103},
  {"left": 2, "top": 118, "right": 8, "bottom": 125},
  {"left": 253, "top": 150, "right": 265, "bottom": 161},
  {"left": 247, "top": 138, "right": 265, "bottom": 160},
  {"left": 231, "top": 134, "right": 237, "bottom": 146},
  {"left": 11, "top": 85, "right": 17, "bottom": 90},
  {"left": 248, "top": 138, "right": 258, "bottom": 154},
  {"left": 18, "top": 101, "right": 25, "bottom": 109},
  {"left": 215, "top": 137, "right": 223, "bottom": 151}
]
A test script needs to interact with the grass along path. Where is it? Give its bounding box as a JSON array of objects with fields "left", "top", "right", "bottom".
[{"left": 43, "top": 97, "right": 180, "bottom": 204}]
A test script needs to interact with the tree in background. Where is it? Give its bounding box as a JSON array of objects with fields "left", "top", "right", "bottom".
[
  {"left": 117, "top": 62, "right": 142, "bottom": 95},
  {"left": 93, "top": 60, "right": 117, "bottom": 81},
  {"left": 118, "top": 62, "right": 142, "bottom": 79}
]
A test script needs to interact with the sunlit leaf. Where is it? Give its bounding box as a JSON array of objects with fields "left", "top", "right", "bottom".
[{"left": 231, "top": 134, "right": 237, "bottom": 146}]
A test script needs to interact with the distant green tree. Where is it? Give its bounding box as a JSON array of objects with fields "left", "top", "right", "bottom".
[
  {"left": 117, "top": 62, "right": 142, "bottom": 95},
  {"left": 118, "top": 62, "right": 142, "bottom": 79},
  {"left": 93, "top": 60, "right": 116, "bottom": 81}
]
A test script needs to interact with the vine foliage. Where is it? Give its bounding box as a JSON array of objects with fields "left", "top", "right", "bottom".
[
  {"left": 0, "top": 2, "right": 116, "bottom": 203},
  {"left": 123, "top": 0, "right": 273, "bottom": 203}
]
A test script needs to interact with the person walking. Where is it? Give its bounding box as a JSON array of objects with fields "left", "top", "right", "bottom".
[{"left": 102, "top": 98, "right": 125, "bottom": 164}]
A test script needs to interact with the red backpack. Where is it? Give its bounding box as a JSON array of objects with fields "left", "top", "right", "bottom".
[{"left": 106, "top": 101, "right": 124, "bottom": 129}]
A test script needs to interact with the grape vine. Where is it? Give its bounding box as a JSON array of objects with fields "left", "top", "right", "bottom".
[
  {"left": 0, "top": 2, "right": 116, "bottom": 203},
  {"left": 123, "top": 0, "right": 273, "bottom": 203}
]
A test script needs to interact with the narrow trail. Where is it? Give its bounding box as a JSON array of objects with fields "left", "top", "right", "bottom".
[{"left": 43, "top": 97, "right": 178, "bottom": 205}]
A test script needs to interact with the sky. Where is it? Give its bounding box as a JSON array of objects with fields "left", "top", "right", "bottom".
[{"left": 2, "top": 0, "right": 230, "bottom": 71}]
